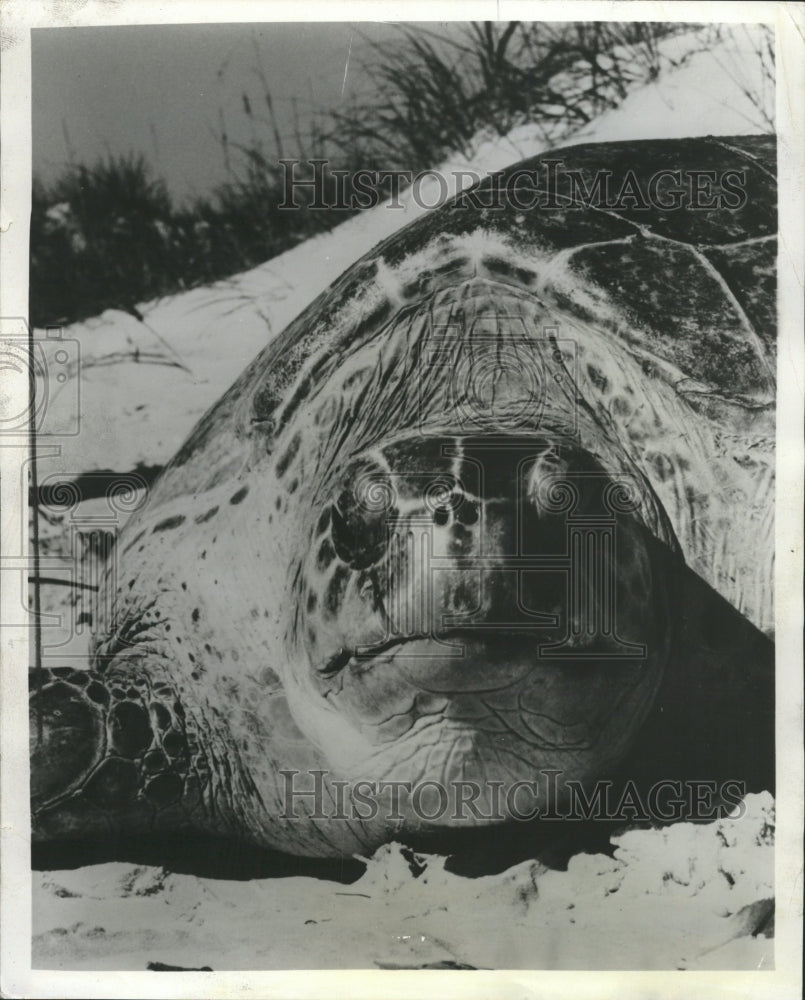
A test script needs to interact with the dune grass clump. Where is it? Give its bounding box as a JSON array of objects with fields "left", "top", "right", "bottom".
[
  {"left": 322, "top": 21, "right": 694, "bottom": 174},
  {"left": 29, "top": 153, "right": 338, "bottom": 327},
  {"left": 31, "top": 21, "right": 768, "bottom": 328}
]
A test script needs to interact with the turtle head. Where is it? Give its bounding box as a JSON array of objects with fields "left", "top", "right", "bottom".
[
  {"left": 285, "top": 428, "right": 671, "bottom": 826},
  {"left": 265, "top": 281, "right": 677, "bottom": 830}
]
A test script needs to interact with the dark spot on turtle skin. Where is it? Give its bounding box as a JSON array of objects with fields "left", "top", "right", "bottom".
[
  {"left": 204, "top": 643, "right": 213, "bottom": 654},
  {"left": 275, "top": 496, "right": 283, "bottom": 512},
  {"left": 307, "top": 590, "right": 318, "bottom": 613},
  {"left": 433, "top": 254, "right": 472, "bottom": 277},
  {"left": 274, "top": 369, "right": 319, "bottom": 438},
  {"left": 316, "top": 508, "right": 331, "bottom": 536},
  {"left": 143, "top": 749, "right": 168, "bottom": 774},
  {"left": 230, "top": 486, "right": 249, "bottom": 505},
  {"left": 611, "top": 396, "right": 632, "bottom": 417},
  {"left": 162, "top": 729, "right": 188, "bottom": 758},
  {"left": 276, "top": 432, "right": 302, "bottom": 479},
  {"left": 251, "top": 381, "right": 280, "bottom": 425},
  {"left": 458, "top": 499, "right": 479, "bottom": 525},
  {"left": 402, "top": 275, "right": 432, "bottom": 298},
  {"left": 586, "top": 364, "right": 610, "bottom": 393},
  {"left": 152, "top": 515, "right": 186, "bottom": 533},
  {"left": 481, "top": 255, "right": 537, "bottom": 286},
  {"left": 121, "top": 528, "right": 147, "bottom": 553},
  {"left": 287, "top": 477, "right": 299, "bottom": 495},
  {"left": 82, "top": 757, "right": 139, "bottom": 806},
  {"left": 433, "top": 506, "right": 449, "bottom": 527},
  {"left": 181, "top": 582, "right": 188, "bottom": 592},
  {"left": 684, "top": 485, "right": 709, "bottom": 514},
  {"left": 194, "top": 506, "right": 219, "bottom": 524},
  {"left": 150, "top": 702, "right": 172, "bottom": 731},
  {"left": 126, "top": 687, "right": 140, "bottom": 700},
  {"left": 324, "top": 565, "right": 351, "bottom": 619},
  {"left": 316, "top": 537, "right": 336, "bottom": 572},
  {"left": 173, "top": 701, "right": 185, "bottom": 720},
  {"left": 193, "top": 753, "right": 211, "bottom": 776},
  {"left": 86, "top": 682, "right": 109, "bottom": 705},
  {"left": 192, "top": 608, "right": 200, "bottom": 623},
  {"left": 144, "top": 772, "right": 184, "bottom": 807},
  {"left": 342, "top": 369, "right": 369, "bottom": 393},
  {"left": 111, "top": 687, "right": 126, "bottom": 700},
  {"left": 647, "top": 453, "right": 675, "bottom": 483},
  {"left": 51, "top": 667, "right": 89, "bottom": 686}
]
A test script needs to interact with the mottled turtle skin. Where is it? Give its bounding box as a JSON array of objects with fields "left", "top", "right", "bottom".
[{"left": 31, "top": 136, "right": 775, "bottom": 865}]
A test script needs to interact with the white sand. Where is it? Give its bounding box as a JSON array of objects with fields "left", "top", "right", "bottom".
[{"left": 33, "top": 793, "right": 774, "bottom": 970}]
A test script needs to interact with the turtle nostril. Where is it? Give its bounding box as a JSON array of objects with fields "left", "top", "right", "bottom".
[
  {"left": 433, "top": 506, "right": 450, "bottom": 527},
  {"left": 458, "top": 500, "right": 479, "bottom": 526}
]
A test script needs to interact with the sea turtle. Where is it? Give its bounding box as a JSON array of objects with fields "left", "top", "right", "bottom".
[{"left": 30, "top": 135, "right": 776, "bottom": 869}]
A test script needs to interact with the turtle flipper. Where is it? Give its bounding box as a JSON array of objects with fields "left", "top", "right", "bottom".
[
  {"left": 624, "top": 547, "right": 774, "bottom": 796},
  {"left": 29, "top": 663, "right": 202, "bottom": 849}
]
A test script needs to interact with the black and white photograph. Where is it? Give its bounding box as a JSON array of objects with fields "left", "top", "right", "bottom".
[{"left": 0, "top": 1, "right": 803, "bottom": 996}]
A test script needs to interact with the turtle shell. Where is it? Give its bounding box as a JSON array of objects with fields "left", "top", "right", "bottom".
[
  {"left": 147, "top": 134, "right": 776, "bottom": 631},
  {"left": 164, "top": 135, "right": 774, "bottom": 455}
]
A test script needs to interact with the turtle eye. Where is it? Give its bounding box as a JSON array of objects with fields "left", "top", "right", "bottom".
[{"left": 330, "top": 464, "right": 397, "bottom": 569}]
